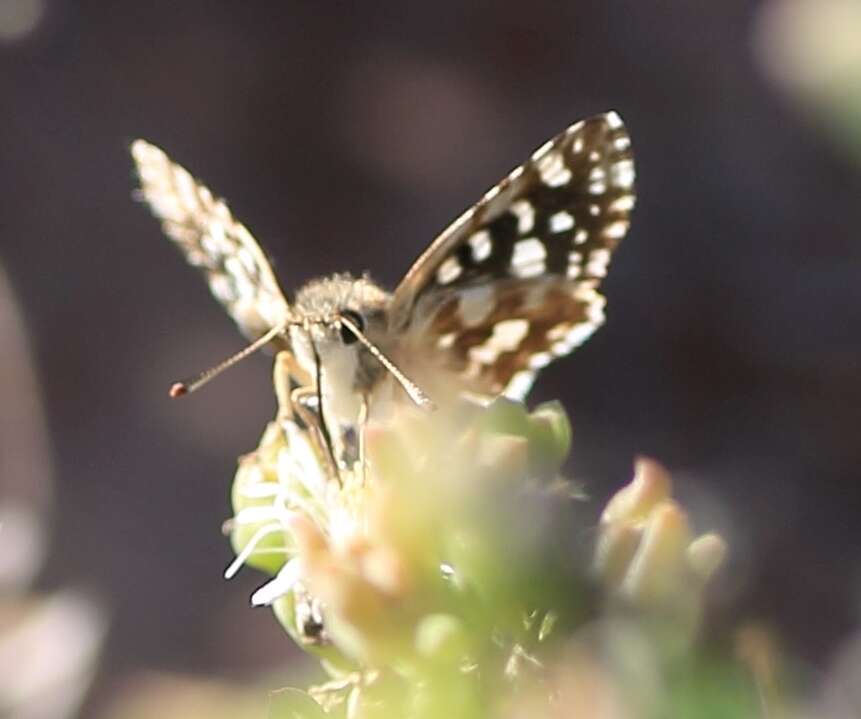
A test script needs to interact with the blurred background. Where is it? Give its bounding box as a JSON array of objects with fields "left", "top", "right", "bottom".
[{"left": 2, "top": 0, "right": 861, "bottom": 715}]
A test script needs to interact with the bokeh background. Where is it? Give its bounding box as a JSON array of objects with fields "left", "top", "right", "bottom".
[{"left": 2, "top": 0, "right": 861, "bottom": 715}]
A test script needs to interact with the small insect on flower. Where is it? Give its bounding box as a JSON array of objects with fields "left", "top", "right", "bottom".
[{"left": 131, "top": 112, "right": 635, "bottom": 465}]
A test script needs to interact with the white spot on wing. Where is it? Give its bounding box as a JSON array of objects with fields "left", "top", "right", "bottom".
[
  {"left": 505, "top": 370, "right": 536, "bottom": 400},
  {"left": 566, "top": 119, "right": 585, "bottom": 136},
  {"left": 547, "top": 322, "right": 572, "bottom": 341},
  {"left": 469, "top": 344, "right": 499, "bottom": 365},
  {"left": 436, "top": 256, "right": 462, "bottom": 285},
  {"left": 549, "top": 211, "right": 575, "bottom": 233},
  {"left": 468, "top": 230, "right": 492, "bottom": 262},
  {"left": 567, "top": 250, "right": 583, "bottom": 279},
  {"left": 510, "top": 200, "right": 535, "bottom": 234},
  {"left": 611, "top": 159, "right": 635, "bottom": 189},
  {"left": 610, "top": 195, "right": 635, "bottom": 212},
  {"left": 586, "top": 248, "right": 611, "bottom": 278},
  {"left": 237, "top": 247, "right": 257, "bottom": 276},
  {"left": 225, "top": 257, "right": 254, "bottom": 298},
  {"left": 588, "top": 166, "right": 607, "bottom": 195},
  {"left": 551, "top": 339, "right": 574, "bottom": 355},
  {"left": 223, "top": 255, "right": 243, "bottom": 277},
  {"left": 531, "top": 139, "right": 554, "bottom": 161},
  {"left": 200, "top": 235, "right": 219, "bottom": 259},
  {"left": 512, "top": 238, "right": 546, "bottom": 264},
  {"left": 175, "top": 167, "right": 197, "bottom": 209},
  {"left": 437, "top": 332, "right": 457, "bottom": 349},
  {"left": 468, "top": 318, "right": 530, "bottom": 367},
  {"left": 604, "top": 220, "right": 629, "bottom": 240},
  {"left": 529, "top": 351, "right": 553, "bottom": 369},
  {"left": 580, "top": 288, "right": 606, "bottom": 324},
  {"left": 209, "top": 274, "right": 237, "bottom": 303},
  {"left": 536, "top": 151, "right": 572, "bottom": 187},
  {"left": 566, "top": 322, "right": 598, "bottom": 348},
  {"left": 511, "top": 238, "right": 547, "bottom": 279},
  {"left": 493, "top": 319, "right": 530, "bottom": 350}
]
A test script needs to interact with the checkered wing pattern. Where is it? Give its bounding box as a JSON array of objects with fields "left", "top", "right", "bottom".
[
  {"left": 390, "top": 112, "right": 635, "bottom": 399},
  {"left": 132, "top": 140, "right": 292, "bottom": 345}
]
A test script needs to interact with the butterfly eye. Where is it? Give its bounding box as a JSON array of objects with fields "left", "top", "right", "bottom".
[{"left": 339, "top": 309, "right": 365, "bottom": 345}]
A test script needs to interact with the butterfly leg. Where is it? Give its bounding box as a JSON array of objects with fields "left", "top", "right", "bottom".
[
  {"left": 273, "top": 350, "right": 339, "bottom": 478},
  {"left": 289, "top": 384, "right": 342, "bottom": 484},
  {"left": 273, "top": 351, "right": 297, "bottom": 421}
]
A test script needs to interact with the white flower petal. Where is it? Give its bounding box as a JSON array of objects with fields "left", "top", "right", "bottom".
[
  {"left": 223, "top": 522, "right": 284, "bottom": 580},
  {"left": 251, "top": 558, "right": 302, "bottom": 606}
]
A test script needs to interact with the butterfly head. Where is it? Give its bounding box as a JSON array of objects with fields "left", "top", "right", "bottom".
[
  {"left": 288, "top": 273, "right": 391, "bottom": 401},
  {"left": 288, "top": 273, "right": 434, "bottom": 417},
  {"left": 292, "top": 272, "right": 389, "bottom": 344}
]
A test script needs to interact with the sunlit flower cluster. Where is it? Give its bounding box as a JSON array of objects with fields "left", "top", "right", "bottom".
[{"left": 225, "top": 352, "right": 735, "bottom": 718}]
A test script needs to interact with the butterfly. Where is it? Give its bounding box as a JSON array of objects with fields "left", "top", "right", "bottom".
[{"left": 132, "top": 111, "right": 635, "bottom": 461}]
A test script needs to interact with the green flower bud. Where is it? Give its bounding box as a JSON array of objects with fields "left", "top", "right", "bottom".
[
  {"left": 527, "top": 400, "right": 573, "bottom": 474},
  {"left": 229, "top": 522, "right": 287, "bottom": 576},
  {"left": 228, "top": 440, "right": 289, "bottom": 576},
  {"left": 479, "top": 397, "right": 533, "bottom": 438},
  {"left": 271, "top": 591, "right": 357, "bottom": 676}
]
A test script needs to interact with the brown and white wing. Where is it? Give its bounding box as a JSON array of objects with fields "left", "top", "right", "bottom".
[
  {"left": 132, "top": 140, "right": 292, "bottom": 344},
  {"left": 390, "top": 112, "right": 635, "bottom": 399}
]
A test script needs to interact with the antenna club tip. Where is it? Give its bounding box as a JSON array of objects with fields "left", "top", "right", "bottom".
[{"left": 169, "top": 382, "right": 189, "bottom": 398}]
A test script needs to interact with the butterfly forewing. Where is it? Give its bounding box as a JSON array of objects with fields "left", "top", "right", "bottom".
[
  {"left": 391, "top": 112, "right": 635, "bottom": 398},
  {"left": 132, "top": 140, "right": 292, "bottom": 345}
]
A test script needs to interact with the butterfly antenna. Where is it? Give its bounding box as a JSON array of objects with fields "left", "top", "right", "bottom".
[
  {"left": 169, "top": 323, "right": 286, "bottom": 398},
  {"left": 337, "top": 314, "right": 436, "bottom": 410}
]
